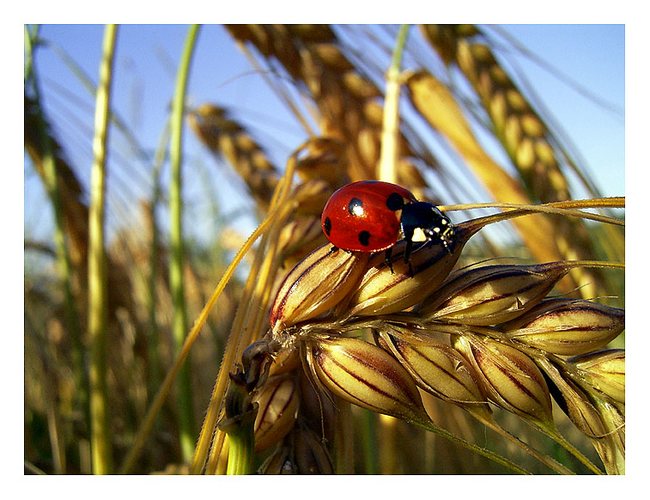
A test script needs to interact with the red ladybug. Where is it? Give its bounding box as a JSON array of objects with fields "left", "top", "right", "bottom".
[{"left": 321, "top": 180, "right": 454, "bottom": 267}]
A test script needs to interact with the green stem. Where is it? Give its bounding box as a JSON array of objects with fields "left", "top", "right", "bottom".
[
  {"left": 25, "top": 25, "right": 87, "bottom": 468},
  {"left": 360, "top": 410, "right": 379, "bottom": 474},
  {"left": 225, "top": 426, "right": 255, "bottom": 475},
  {"left": 536, "top": 423, "right": 604, "bottom": 474},
  {"left": 147, "top": 122, "right": 170, "bottom": 402},
  {"left": 169, "top": 24, "right": 201, "bottom": 463},
  {"left": 391, "top": 24, "right": 411, "bottom": 69},
  {"left": 87, "top": 23, "right": 118, "bottom": 475}
]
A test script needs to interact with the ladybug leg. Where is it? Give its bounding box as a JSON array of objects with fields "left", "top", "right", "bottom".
[
  {"left": 328, "top": 245, "right": 339, "bottom": 255},
  {"left": 402, "top": 227, "right": 415, "bottom": 264},
  {"left": 384, "top": 247, "right": 395, "bottom": 274},
  {"left": 403, "top": 233, "right": 415, "bottom": 277}
]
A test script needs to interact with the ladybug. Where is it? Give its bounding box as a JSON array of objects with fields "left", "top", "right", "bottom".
[{"left": 321, "top": 180, "right": 455, "bottom": 269}]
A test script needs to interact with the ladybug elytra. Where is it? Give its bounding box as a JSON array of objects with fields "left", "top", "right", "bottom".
[{"left": 321, "top": 180, "right": 455, "bottom": 269}]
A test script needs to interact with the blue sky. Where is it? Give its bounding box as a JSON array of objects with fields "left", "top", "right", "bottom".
[{"left": 24, "top": 24, "right": 625, "bottom": 244}]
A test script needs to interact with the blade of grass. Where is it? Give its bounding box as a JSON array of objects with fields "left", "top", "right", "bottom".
[
  {"left": 25, "top": 25, "right": 86, "bottom": 472},
  {"left": 169, "top": 23, "right": 202, "bottom": 463},
  {"left": 147, "top": 121, "right": 170, "bottom": 404},
  {"left": 119, "top": 187, "right": 282, "bottom": 474},
  {"left": 118, "top": 139, "right": 303, "bottom": 473},
  {"left": 87, "top": 23, "right": 118, "bottom": 475}
]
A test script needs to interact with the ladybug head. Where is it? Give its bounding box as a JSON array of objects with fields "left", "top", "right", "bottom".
[{"left": 400, "top": 201, "right": 455, "bottom": 251}]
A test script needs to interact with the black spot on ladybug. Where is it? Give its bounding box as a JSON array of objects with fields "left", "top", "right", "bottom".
[
  {"left": 385, "top": 192, "right": 404, "bottom": 212},
  {"left": 348, "top": 197, "right": 364, "bottom": 217},
  {"left": 323, "top": 217, "right": 332, "bottom": 236},
  {"left": 358, "top": 230, "right": 371, "bottom": 246}
]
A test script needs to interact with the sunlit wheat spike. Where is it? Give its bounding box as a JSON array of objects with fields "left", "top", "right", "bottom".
[
  {"left": 27, "top": 25, "right": 625, "bottom": 476},
  {"left": 503, "top": 298, "right": 625, "bottom": 356},
  {"left": 189, "top": 103, "right": 279, "bottom": 208},
  {"left": 306, "top": 336, "right": 430, "bottom": 425},
  {"left": 269, "top": 244, "right": 370, "bottom": 332},
  {"left": 346, "top": 233, "right": 464, "bottom": 318},
  {"left": 454, "top": 334, "right": 553, "bottom": 425},
  {"left": 418, "top": 262, "right": 571, "bottom": 326},
  {"left": 406, "top": 70, "right": 566, "bottom": 268},
  {"left": 376, "top": 328, "right": 489, "bottom": 412},
  {"left": 422, "top": 24, "right": 569, "bottom": 202}
]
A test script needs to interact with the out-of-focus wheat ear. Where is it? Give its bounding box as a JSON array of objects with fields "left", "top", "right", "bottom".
[
  {"left": 418, "top": 262, "right": 573, "bottom": 326},
  {"left": 258, "top": 445, "right": 296, "bottom": 474},
  {"left": 271, "top": 179, "right": 335, "bottom": 268},
  {"left": 276, "top": 216, "right": 326, "bottom": 269},
  {"left": 226, "top": 25, "right": 428, "bottom": 189},
  {"left": 453, "top": 334, "right": 553, "bottom": 425},
  {"left": 305, "top": 336, "right": 430, "bottom": 425},
  {"left": 421, "top": 24, "right": 607, "bottom": 297},
  {"left": 406, "top": 70, "right": 566, "bottom": 267},
  {"left": 295, "top": 137, "right": 350, "bottom": 187},
  {"left": 188, "top": 103, "right": 279, "bottom": 209},
  {"left": 290, "top": 179, "right": 336, "bottom": 217},
  {"left": 570, "top": 350, "right": 625, "bottom": 404},
  {"left": 24, "top": 35, "right": 86, "bottom": 461},
  {"left": 503, "top": 299, "right": 625, "bottom": 356},
  {"left": 422, "top": 25, "right": 571, "bottom": 202},
  {"left": 269, "top": 245, "right": 370, "bottom": 333},
  {"left": 294, "top": 425, "right": 335, "bottom": 474}
]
